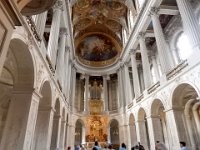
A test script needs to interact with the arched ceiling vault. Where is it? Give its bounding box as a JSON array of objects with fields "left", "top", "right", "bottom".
[{"left": 72, "top": 0, "right": 131, "bottom": 68}]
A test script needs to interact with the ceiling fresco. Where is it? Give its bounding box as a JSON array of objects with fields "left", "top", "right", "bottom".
[
  {"left": 72, "top": 0, "right": 128, "bottom": 67},
  {"left": 75, "top": 33, "right": 121, "bottom": 67}
]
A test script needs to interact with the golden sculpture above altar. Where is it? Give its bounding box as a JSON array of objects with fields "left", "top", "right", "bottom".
[{"left": 85, "top": 115, "right": 108, "bottom": 143}]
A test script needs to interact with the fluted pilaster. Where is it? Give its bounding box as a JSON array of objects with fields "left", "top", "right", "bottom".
[
  {"left": 84, "top": 75, "right": 89, "bottom": 112},
  {"left": 130, "top": 50, "right": 141, "bottom": 98},
  {"left": 57, "top": 28, "right": 67, "bottom": 87},
  {"left": 138, "top": 32, "right": 152, "bottom": 89},
  {"left": 124, "top": 64, "right": 133, "bottom": 105},
  {"left": 103, "top": 75, "right": 109, "bottom": 111},
  {"left": 150, "top": 7, "right": 174, "bottom": 73},
  {"left": 47, "top": 0, "right": 63, "bottom": 68}
]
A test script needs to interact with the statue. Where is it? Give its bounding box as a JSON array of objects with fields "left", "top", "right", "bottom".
[{"left": 89, "top": 80, "right": 102, "bottom": 100}]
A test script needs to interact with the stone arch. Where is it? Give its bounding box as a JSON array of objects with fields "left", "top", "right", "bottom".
[
  {"left": 109, "top": 119, "right": 120, "bottom": 149},
  {"left": 137, "top": 107, "right": 147, "bottom": 121},
  {"left": 129, "top": 113, "right": 137, "bottom": 147},
  {"left": 171, "top": 83, "right": 199, "bottom": 107},
  {"left": 75, "top": 119, "right": 85, "bottom": 146},
  {"left": 39, "top": 80, "right": 53, "bottom": 107},
  {"left": 171, "top": 83, "right": 200, "bottom": 149},
  {"left": 150, "top": 99, "right": 166, "bottom": 116},
  {"left": 9, "top": 38, "right": 35, "bottom": 90},
  {"left": 0, "top": 38, "right": 35, "bottom": 149},
  {"left": 137, "top": 107, "right": 150, "bottom": 150},
  {"left": 150, "top": 99, "right": 169, "bottom": 149},
  {"left": 32, "top": 80, "right": 53, "bottom": 150}
]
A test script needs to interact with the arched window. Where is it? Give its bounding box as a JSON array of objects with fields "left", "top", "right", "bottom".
[{"left": 176, "top": 33, "right": 192, "bottom": 60}]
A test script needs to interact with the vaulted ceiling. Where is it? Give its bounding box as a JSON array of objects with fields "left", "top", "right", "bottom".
[{"left": 72, "top": 0, "right": 130, "bottom": 68}]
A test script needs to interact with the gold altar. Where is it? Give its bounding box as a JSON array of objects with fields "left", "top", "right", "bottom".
[
  {"left": 85, "top": 99, "right": 108, "bottom": 148},
  {"left": 86, "top": 115, "right": 108, "bottom": 142}
]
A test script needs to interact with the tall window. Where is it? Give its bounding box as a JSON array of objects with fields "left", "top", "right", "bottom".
[{"left": 176, "top": 33, "right": 192, "bottom": 60}]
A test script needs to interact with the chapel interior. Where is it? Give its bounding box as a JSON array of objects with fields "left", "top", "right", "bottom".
[{"left": 0, "top": 0, "right": 200, "bottom": 150}]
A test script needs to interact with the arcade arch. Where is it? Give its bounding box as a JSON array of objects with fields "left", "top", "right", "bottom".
[
  {"left": 32, "top": 81, "right": 53, "bottom": 150},
  {"left": 109, "top": 119, "right": 120, "bottom": 149},
  {"left": 0, "top": 38, "right": 35, "bottom": 149},
  {"left": 171, "top": 83, "right": 200, "bottom": 150}
]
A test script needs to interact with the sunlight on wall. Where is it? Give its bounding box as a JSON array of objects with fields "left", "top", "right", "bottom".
[{"left": 177, "top": 33, "right": 193, "bottom": 60}]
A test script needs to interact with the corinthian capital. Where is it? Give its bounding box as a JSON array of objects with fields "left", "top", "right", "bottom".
[
  {"left": 53, "top": 0, "right": 63, "bottom": 10},
  {"left": 138, "top": 32, "right": 146, "bottom": 39},
  {"left": 149, "top": 7, "right": 160, "bottom": 16}
]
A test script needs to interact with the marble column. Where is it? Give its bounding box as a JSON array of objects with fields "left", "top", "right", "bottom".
[
  {"left": 146, "top": 116, "right": 164, "bottom": 150},
  {"left": 71, "top": 67, "right": 76, "bottom": 111},
  {"left": 64, "top": 123, "right": 68, "bottom": 149},
  {"left": 50, "top": 115, "right": 62, "bottom": 150},
  {"left": 35, "top": 11, "right": 48, "bottom": 38},
  {"left": 138, "top": 32, "right": 152, "bottom": 89},
  {"left": 184, "top": 114, "right": 196, "bottom": 149},
  {"left": 165, "top": 109, "right": 184, "bottom": 150},
  {"left": 103, "top": 75, "right": 109, "bottom": 111},
  {"left": 0, "top": 90, "right": 40, "bottom": 150},
  {"left": 56, "top": 28, "right": 67, "bottom": 88},
  {"left": 47, "top": 0, "right": 62, "bottom": 68},
  {"left": 107, "top": 127, "right": 111, "bottom": 144},
  {"left": 124, "top": 64, "right": 133, "bottom": 105},
  {"left": 68, "top": 125, "right": 75, "bottom": 148},
  {"left": 126, "top": 125, "right": 131, "bottom": 150},
  {"left": 138, "top": 64, "right": 145, "bottom": 92},
  {"left": 192, "top": 102, "right": 200, "bottom": 140},
  {"left": 81, "top": 127, "right": 86, "bottom": 144},
  {"left": 84, "top": 75, "right": 89, "bottom": 112},
  {"left": 32, "top": 107, "right": 55, "bottom": 150},
  {"left": 129, "top": 123, "right": 137, "bottom": 147},
  {"left": 130, "top": 50, "right": 141, "bottom": 98},
  {"left": 118, "top": 67, "right": 125, "bottom": 107},
  {"left": 135, "top": 120, "right": 148, "bottom": 150},
  {"left": 59, "top": 119, "right": 67, "bottom": 149},
  {"left": 151, "top": 55, "right": 160, "bottom": 82},
  {"left": 64, "top": 51, "right": 70, "bottom": 98},
  {"left": 150, "top": 7, "right": 174, "bottom": 73},
  {"left": 176, "top": 0, "right": 200, "bottom": 50}
]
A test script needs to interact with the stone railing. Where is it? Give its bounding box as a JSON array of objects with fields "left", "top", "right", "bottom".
[
  {"left": 25, "top": 16, "right": 41, "bottom": 43},
  {"left": 148, "top": 81, "right": 160, "bottom": 94},
  {"left": 166, "top": 60, "right": 188, "bottom": 80},
  {"left": 136, "top": 93, "right": 144, "bottom": 102}
]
